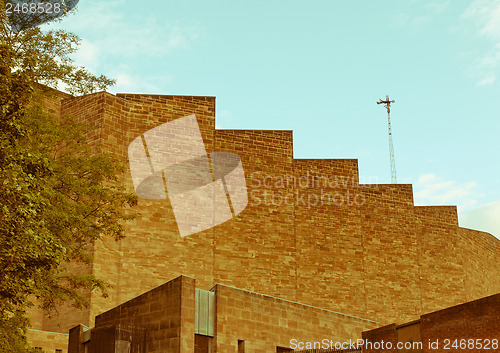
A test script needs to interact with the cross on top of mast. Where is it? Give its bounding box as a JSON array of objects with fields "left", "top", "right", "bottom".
[{"left": 377, "top": 95, "right": 395, "bottom": 114}]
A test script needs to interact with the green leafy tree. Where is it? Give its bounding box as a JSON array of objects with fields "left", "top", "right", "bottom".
[
  {"left": 1, "top": 0, "right": 113, "bottom": 95},
  {"left": 0, "top": 310, "right": 36, "bottom": 353},
  {"left": 0, "top": 2, "right": 137, "bottom": 351}
]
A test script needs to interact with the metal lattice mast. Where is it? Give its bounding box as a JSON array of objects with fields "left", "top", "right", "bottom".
[{"left": 377, "top": 95, "right": 397, "bottom": 184}]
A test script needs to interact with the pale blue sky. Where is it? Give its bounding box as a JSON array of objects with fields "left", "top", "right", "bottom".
[{"left": 46, "top": 0, "right": 500, "bottom": 238}]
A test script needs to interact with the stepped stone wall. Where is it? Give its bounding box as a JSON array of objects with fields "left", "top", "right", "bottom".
[{"left": 32, "top": 91, "right": 500, "bottom": 336}]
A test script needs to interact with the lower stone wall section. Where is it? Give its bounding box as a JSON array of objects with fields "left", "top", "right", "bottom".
[
  {"left": 69, "top": 276, "right": 380, "bottom": 353},
  {"left": 361, "top": 293, "right": 500, "bottom": 353},
  {"left": 212, "top": 284, "right": 379, "bottom": 353},
  {"left": 361, "top": 324, "right": 398, "bottom": 353},
  {"left": 27, "top": 329, "right": 69, "bottom": 353},
  {"left": 93, "top": 276, "right": 196, "bottom": 353},
  {"left": 420, "top": 293, "right": 499, "bottom": 352}
]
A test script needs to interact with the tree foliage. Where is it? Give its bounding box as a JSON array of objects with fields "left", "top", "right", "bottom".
[
  {"left": 1, "top": 0, "right": 114, "bottom": 95},
  {"left": 0, "top": 1, "right": 137, "bottom": 350},
  {"left": 0, "top": 310, "right": 36, "bottom": 353}
]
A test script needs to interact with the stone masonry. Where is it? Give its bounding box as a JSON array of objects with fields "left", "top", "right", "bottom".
[{"left": 28, "top": 90, "right": 500, "bottom": 351}]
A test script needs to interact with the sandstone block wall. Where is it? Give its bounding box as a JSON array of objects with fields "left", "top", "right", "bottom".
[
  {"left": 93, "top": 275, "right": 196, "bottom": 353},
  {"left": 214, "top": 129, "right": 296, "bottom": 299},
  {"left": 360, "top": 184, "right": 421, "bottom": 323},
  {"left": 362, "top": 293, "right": 500, "bottom": 353},
  {"left": 31, "top": 91, "right": 500, "bottom": 338},
  {"left": 420, "top": 293, "right": 499, "bottom": 352},
  {"left": 212, "top": 283, "right": 379, "bottom": 353},
  {"left": 459, "top": 227, "right": 500, "bottom": 300},
  {"left": 362, "top": 324, "right": 398, "bottom": 353},
  {"left": 415, "top": 206, "right": 466, "bottom": 313},
  {"left": 293, "top": 159, "right": 365, "bottom": 318},
  {"left": 80, "top": 94, "right": 218, "bottom": 328},
  {"left": 27, "top": 329, "right": 69, "bottom": 353},
  {"left": 74, "top": 276, "right": 379, "bottom": 353}
]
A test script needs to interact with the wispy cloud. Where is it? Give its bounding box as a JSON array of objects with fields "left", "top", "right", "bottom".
[
  {"left": 62, "top": 1, "right": 201, "bottom": 60},
  {"left": 107, "top": 64, "right": 174, "bottom": 94},
  {"left": 461, "top": 0, "right": 500, "bottom": 39},
  {"left": 47, "top": 0, "right": 202, "bottom": 92},
  {"left": 460, "top": 0, "right": 500, "bottom": 85},
  {"left": 427, "top": 0, "right": 451, "bottom": 14},
  {"left": 413, "top": 173, "right": 480, "bottom": 211},
  {"left": 394, "top": 0, "right": 450, "bottom": 31},
  {"left": 413, "top": 173, "right": 499, "bottom": 238},
  {"left": 73, "top": 39, "right": 100, "bottom": 72},
  {"left": 460, "top": 200, "right": 500, "bottom": 239}
]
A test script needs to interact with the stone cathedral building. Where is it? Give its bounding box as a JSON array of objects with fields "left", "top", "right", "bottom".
[{"left": 27, "top": 89, "right": 500, "bottom": 353}]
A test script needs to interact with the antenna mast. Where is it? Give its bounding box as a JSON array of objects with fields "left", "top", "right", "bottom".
[{"left": 377, "top": 95, "right": 397, "bottom": 184}]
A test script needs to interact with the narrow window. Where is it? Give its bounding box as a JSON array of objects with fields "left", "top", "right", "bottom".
[{"left": 238, "top": 340, "right": 245, "bottom": 353}]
